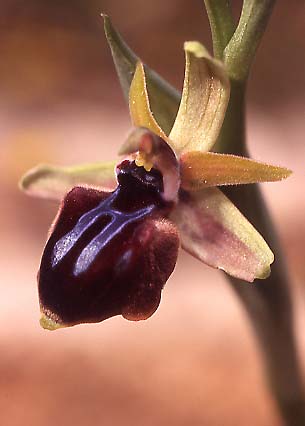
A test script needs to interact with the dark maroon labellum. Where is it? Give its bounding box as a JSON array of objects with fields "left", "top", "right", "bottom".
[{"left": 39, "top": 160, "right": 179, "bottom": 328}]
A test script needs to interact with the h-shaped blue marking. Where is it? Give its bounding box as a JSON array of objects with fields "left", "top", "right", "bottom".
[{"left": 51, "top": 189, "right": 155, "bottom": 276}]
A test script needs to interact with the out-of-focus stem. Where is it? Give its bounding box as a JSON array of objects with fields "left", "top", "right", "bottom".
[
  {"left": 218, "top": 80, "right": 305, "bottom": 426},
  {"left": 226, "top": 181, "right": 305, "bottom": 426},
  {"left": 203, "top": 0, "right": 235, "bottom": 59},
  {"left": 205, "top": 1, "right": 305, "bottom": 424}
]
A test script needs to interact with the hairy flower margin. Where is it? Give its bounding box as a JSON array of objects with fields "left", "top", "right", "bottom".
[{"left": 20, "top": 16, "right": 291, "bottom": 330}]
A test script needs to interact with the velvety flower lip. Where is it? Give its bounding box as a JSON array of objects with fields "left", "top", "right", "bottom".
[
  {"left": 38, "top": 159, "right": 179, "bottom": 330},
  {"left": 20, "top": 17, "right": 292, "bottom": 330}
]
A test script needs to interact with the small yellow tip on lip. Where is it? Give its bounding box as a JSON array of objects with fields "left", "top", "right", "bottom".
[{"left": 40, "top": 313, "right": 62, "bottom": 331}]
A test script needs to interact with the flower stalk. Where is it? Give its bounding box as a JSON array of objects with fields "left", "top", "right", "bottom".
[
  {"left": 223, "top": 0, "right": 277, "bottom": 82},
  {"left": 205, "top": 1, "right": 305, "bottom": 424},
  {"left": 203, "top": 0, "right": 235, "bottom": 60}
]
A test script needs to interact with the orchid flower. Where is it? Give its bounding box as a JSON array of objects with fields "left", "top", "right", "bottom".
[{"left": 20, "top": 34, "right": 290, "bottom": 331}]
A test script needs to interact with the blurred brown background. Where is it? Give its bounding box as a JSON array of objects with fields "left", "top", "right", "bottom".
[{"left": 0, "top": 1, "right": 304, "bottom": 425}]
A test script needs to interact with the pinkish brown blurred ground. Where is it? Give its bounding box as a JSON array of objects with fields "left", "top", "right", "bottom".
[{"left": 0, "top": 1, "right": 304, "bottom": 425}]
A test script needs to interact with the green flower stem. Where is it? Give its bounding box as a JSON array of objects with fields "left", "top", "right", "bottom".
[
  {"left": 224, "top": 0, "right": 276, "bottom": 81},
  {"left": 205, "top": 1, "right": 305, "bottom": 424},
  {"left": 203, "top": 0, "right": 235, "bottom": 60},
  {"left": 213, "top": 79, "right": 247, "bottom": 155},
  {"left": 226, "top": 182, "right": 305, "bottom": 426}
]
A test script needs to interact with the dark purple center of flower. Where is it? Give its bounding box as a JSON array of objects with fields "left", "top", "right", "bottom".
[{"left": 39, "top": 160, "right": 173, "bottom": 325}]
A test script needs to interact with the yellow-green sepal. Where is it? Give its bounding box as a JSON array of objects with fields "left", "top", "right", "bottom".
[
  {"left": 20, "top": 161, "right": 117, "bottom": 201},
  {"left": 169, "top": 41, "right": 230, "bottom": 155},
  {"left": 170, "top": 187, "right": 274, "bottom": 282},
  {"left": 180, "top": 151, "right": 292, "bottom": 190}
]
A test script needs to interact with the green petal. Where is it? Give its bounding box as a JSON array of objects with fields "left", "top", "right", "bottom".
[
  {"left": 19, "top": 162, "right": 117, "bottom": 201},
  {"left": 169, "top": 41, "right": 230, "bottom": 155},
  {"left": 129, "top": 62, "right": 169, "bottom": 142},
  {"left": 103, "top": 14, "right": 179, "bottom": 135},
  {"left": 171, "top": 188, "right": 274, "bottom": 282},
  {"left": 180, "top": 151, "right": 292, "bottom": 190}
]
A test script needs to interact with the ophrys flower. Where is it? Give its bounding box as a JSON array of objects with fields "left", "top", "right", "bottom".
[{"left": 20, "top": 38, "right": 291, "bottom": 330}]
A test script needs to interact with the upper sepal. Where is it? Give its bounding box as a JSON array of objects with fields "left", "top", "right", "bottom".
[
  {"left": 128, "top": 41, "right": 230, "bottom": 159},
  {"left": 169, "top": 41, "right": 230, "bottom": 155}
]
